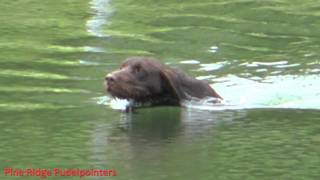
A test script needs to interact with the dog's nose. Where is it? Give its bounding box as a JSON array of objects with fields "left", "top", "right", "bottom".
[{"left": 105, "top": 74, "right": 115, "bottom": 83}]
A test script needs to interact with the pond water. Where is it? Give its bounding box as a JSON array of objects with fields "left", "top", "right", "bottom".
[{"left": 0, "top": 0, "right": 319, "bottom": 179}]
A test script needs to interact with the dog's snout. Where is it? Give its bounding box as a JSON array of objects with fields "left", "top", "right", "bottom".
[
  {"left": 105, "top": 74, "right": 115, "bottom": 83},
  {"left": 105, "top": 73, "right": 118, "bottom": 87}
]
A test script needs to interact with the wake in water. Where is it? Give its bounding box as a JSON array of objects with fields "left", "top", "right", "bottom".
[{"left": 208, "top": 74, "right": 320, "bottom": 110}]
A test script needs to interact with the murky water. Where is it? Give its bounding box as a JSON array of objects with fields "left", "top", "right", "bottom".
[{"left": 0, "top": 0, "right": 319, "bottom": 179}]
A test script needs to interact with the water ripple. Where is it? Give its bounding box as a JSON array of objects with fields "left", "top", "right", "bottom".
[
  {"left": 241, "top": 61, "right": 288, "bottom": 67},
  {"left": 0, "top": 69, "right": 70, "bottom": 80},
  {"left": 0, "top": 86, "right": 89, "bottom": 93},
  {"left": 0, "top": 103, "right": 76, "bottom": 111}
]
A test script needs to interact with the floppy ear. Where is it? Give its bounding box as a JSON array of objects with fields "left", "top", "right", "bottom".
[
  {"left": 160, "top": 69, "right": 187, "bottom": 102},
  {"left": 160, "top": 68, "right": 223, "bottom": 101}
]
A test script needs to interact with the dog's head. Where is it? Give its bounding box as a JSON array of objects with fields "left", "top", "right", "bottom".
[{"left": 105, "top": 57, "right": 184, "bottom": 104}]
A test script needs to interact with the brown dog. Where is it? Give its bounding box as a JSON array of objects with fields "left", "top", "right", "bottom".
[{"left": 105, "top": 57, "right": 222, "bottom": 107}]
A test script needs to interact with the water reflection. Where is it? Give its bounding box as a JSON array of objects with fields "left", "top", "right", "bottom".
[
  {"left": 86, "top": 0, "right": 112, "bottom": 37},
  {"left": 113, "top": 107, "right": 246, "bottom": 143},
  {"left": 118, "top": 107, "right": 182, "bottom": 142},
  {"left": 89, "top": 106, "right": 248, "bottom": 173}
]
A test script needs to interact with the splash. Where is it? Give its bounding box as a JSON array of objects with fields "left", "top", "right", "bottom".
[{"left": 95, "top": 96, "right": 129, "bottom": 110}]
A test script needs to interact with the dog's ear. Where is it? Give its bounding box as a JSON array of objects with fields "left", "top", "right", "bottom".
[
  {"left": 160, "top": 68, "right": 223, "bottom": 101},
  {"left": 160, "top": 69, "right": 186, "bottom": 102}
]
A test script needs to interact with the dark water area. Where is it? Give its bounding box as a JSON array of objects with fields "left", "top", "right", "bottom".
[{"left": 0, "top": 0, "right": 319, "bottom": 179}]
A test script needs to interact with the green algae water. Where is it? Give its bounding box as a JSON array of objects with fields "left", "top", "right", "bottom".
[{"left": 0, "top": 0, "right": 319, "bottom": 179}]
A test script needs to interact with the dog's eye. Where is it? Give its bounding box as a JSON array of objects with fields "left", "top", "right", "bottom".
[
  {"left": 133, "top": 65, "right": 141, "bottom": 73},
  {"left": 120, "top": 64, "right": 127, "bottom": 70}
]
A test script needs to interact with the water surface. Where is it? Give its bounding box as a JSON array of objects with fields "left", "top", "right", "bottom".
[{"left": 0, "top": 0, "right": 319, "bottom": 179}]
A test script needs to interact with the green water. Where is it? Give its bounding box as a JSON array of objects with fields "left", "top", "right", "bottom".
[{"left": 0, "top": 0, "right": 320, "bottom": 179}]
